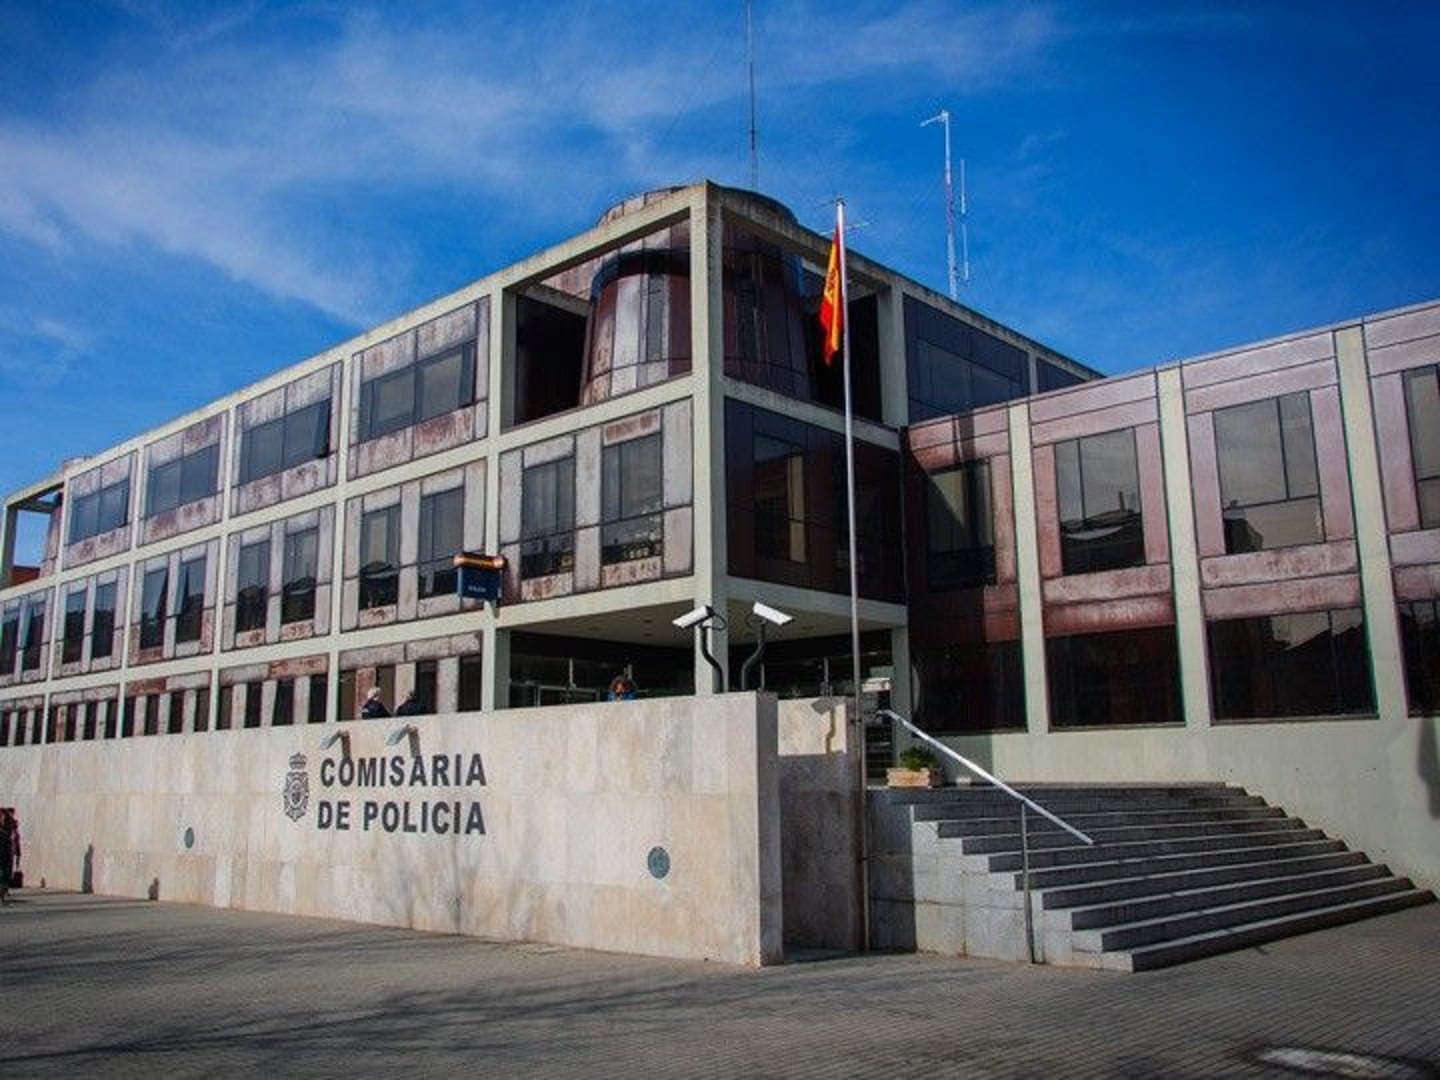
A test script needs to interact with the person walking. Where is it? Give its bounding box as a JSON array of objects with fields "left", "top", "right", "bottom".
[{"left": 0, "top": 807, "right": 20, "bottom": 906}]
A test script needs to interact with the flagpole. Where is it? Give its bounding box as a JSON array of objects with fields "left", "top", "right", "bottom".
[{"left": 835, "top": 199, "right": 869, "bottom": 952}]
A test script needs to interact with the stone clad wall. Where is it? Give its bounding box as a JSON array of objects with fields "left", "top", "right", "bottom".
[{"left": 0, "top": 693, "right": 785, "bottom": 966}]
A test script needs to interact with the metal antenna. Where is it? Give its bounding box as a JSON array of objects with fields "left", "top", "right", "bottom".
[
  {"left": 921, "top": 109, "right": 960, "bottom": 299},
  {"left": 960, "top": 155, "right": 970, "bottom": 284},
  {"left": 747, "top": 0, "right": 758, "bottom": 190}
]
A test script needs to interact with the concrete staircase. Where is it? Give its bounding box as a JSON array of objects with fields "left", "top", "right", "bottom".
[{"left": 867, "top": 783, "right": 1435, "bottom": 971}]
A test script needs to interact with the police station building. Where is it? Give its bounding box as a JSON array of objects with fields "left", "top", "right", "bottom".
[{"left": 0, "top": 183, "right": 1435, "bottom": 967}]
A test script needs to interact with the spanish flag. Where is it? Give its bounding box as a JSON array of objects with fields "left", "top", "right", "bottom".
[{"left": 819, "top": 224, "right": 844, "bottom": 365}]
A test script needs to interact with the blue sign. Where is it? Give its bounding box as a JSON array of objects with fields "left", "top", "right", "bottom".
[{"left": 458, "top": 565, "right": 502, "bottom": 603}]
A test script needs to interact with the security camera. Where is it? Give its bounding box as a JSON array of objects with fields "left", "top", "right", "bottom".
[
  {"left": 751, "top": 601, "right": 793, "bottom": 627},
  {"left": 672, "top": 604, "right": 714, "bottom": 630}
]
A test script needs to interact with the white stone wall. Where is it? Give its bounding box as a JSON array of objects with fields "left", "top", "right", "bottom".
[{"left": 0, "top": 693, "right": 785, "bottom": 966}]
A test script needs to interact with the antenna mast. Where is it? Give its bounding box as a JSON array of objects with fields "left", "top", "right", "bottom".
[
  {"left": 747, "top": 0, "right": 758, "bottom": 190},
  {"left": 921, "top": 109, "right": 962, "bottom": 299}
]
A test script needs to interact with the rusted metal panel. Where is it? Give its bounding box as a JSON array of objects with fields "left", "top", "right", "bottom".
[
  {"left": 1184, "top": 358, "right": 1335, "bottom": 416},
  {"left": 1028, "top": 371, "right": 1156, "bottom": 425},
  {"left": 575, "top": 428, "right": 602, "bottom": 528},
  {"left": 1030, "top": 398, "right": 1157, "bottom": 448},
  {"left": 498, "top": 451, "right": 522, "bottom": 543},
  {"left": 1042, "top": 564, "right": 1172, "bottom": 605},
  {"left": 167, "top": 670, "right": 212, "bottom": 691},
  {"left": 126, "top": 676, "right": 167, "bottom": 696},
  {"left": 1364, "top": 304, "right": 1440, "bottom": 351},
  {"left": 522, "top": 433, "right": 575, "bottom": 469},
  {"left": 1390, "top": 530, "right": 1440, "bottom": 567},
  {"left": 1394, "top": 564, "right": 1440, "bottom": 602},
  {"left": 415, "top": 593, "right": 462, "bottom": 622},
  {"left": 1312, "top": 386, "right": 1355, "bottom": 540},
  {"left": 1187, "top": 413, "right": 1225, "bottom": 558},
  {"left": 357, "top": 605, "right": 394, "bottom": 630},
  {"left": 601, "top": 408, "right": 661, "bottom": 446},
  {"left": 1032, "top": 442, "right": 1062, "bottom": 579},
  {"left": 663, "top": 507, "right": 693, "bottom": 576},
  {"left": 340, "top": 643, "right": 404, "bottom": 669},
  {"left": 1182, "top": 330, "right": 1334, "bottom": 391},
  {"left": 519, "top": 571, "right": 574, "bottom": 602},
  {"left": 417, "top": 301, "right": 477, "bottom": 357},
  {"left": 411, "top": 408, "right": 472, "bottom": 459},
  {"left": 1136, "top": 423, "right": 1170, "bottom": 564},
  {"left": 600, "top": 555, "right": 662, "bottom": 588},
  {"left": 992, "top": 454, "right": 1017, "bottom": 585},
  {"left": 1199, "top": 540, "right": 1358, "bottom": 588},
  {"left": 662, "top": 399, "right": 693, "bottom": 508},
  {"left": 574, "top": 524, "right": 600, "bottom": 591},
  {"left": 1372, "top": 372, "right": 1421, "bottom": 533},
  {"left": 1043, "top": 595, "right": 1174, "bottom": 636},
  {"left": 1202, "top": 574, "right": 1361, "bottom": 620}
]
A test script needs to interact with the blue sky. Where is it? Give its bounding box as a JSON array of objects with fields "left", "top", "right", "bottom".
[{"left": 1, "top": 0, "right": 1437, "bottom": 524}]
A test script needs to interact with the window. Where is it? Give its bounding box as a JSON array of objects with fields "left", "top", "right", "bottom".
[
  {"left": 273, "top": 678, "right": 295, "bottom": 726},
  {"left": 1399, "top": 600, "right": 1440, "bottom": 715},
  {"left": 904, "top": 296, "right": 1029, "bottom": 422},
  {"left": 307, "top": 674, "right": 328, "bottom": 724},
  {"left": 243, "top": 683, "right": 263, "bottom": 728},
  {"left": 235, "top": 541, "right": 270, "bottom": 633},
  {"left": 175, "top": 556, "right": 206, "bottom": 643},
  {"left": 601, "top": 435, "right": 663, "bottom": 564},
  {"left": 121, "top": 697, "right": 136, "bottom": 738},
  {"left": 359, "top": 344, "right": 475, "bottom": 442},
  {"left": 21, "top": 599, "right": 46, "bottom": 671},
  {"left": 359, "top": 506, "right": 400, "bottom": 609},
  {"left": 754, "top": 434, "right": 807, "bottom": 563},
  {"left": 139, "top": 567, "right": 168, "bottom": 649},
  {"left": 418, "top": 488, "right": 464, "bottom": 598},
  {"left": 146, "top": 443, "right": 219, "bottom": 517},
  {"left": 1055, "top": 428, "right": 1144, "bottom": 575},
  {"left": 143, "top": 693, "right": 160, "bottom": 736},
  {"left": 193, "top": 688, "right": 210, "bottom": 733},
  {"left": 413, "top": 660, "right": 438, "bottom": 714},
  {"left": 216, "top": 686, "right": 233, "bottom": 731},
  {"left": 926, "top": 461, "right": 995, "bottom": 588},
  {"left": 520, "top": 459, "right": 575, "bottom": 578},
  {"left": 1403, "top": 366, "right": 1440, "bottom": 529},
  {"left": 167, "top": 691, "right": 185, "bottom": 734},
  {"left": 238, "top": 400, "right": 331, "bottom": 485},
  {"left": 91, "top": 583, "right": 116, "bottom": 661},
  {"left": 83, "top": 701, "right": 98, "bottom": 740},
  {"left": 1213, "top": 392, "right": 1322, "bottom": 553},
  {"left": 0, "top": 612, "right": 16, "bottom": 676},
  {"left": 1047, "top": 626, "right": 1182, "bottom": 728},
  {"left": 458, "top": 654, "right": 483, "bottom": 712},
  {"left": 62, "top": 589, "right": 87, "bottom": 664},
  {"left": 914, "top": 640, "right": 1025, "bottom": 733},
  {"left": 1208, "top": 608, "right": 1374, "bottom": 720},
  {"left": 68, "top": 479, "right": 130, "bottom": 543},
  {"left": 281, "top": 528, "right": 318, "bottom": 624}
]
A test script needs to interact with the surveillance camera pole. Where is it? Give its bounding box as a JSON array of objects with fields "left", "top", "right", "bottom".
[
  {"left": 739, "top": 618, "right": 769, "bottom": 692},
  {"left": 700, "top": 621, "right": 727, "bottom": 693}
]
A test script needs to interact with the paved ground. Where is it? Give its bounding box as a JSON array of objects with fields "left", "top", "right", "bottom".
[{"left": 1, "top": 891, "right": 1437, "bottom": 1078}]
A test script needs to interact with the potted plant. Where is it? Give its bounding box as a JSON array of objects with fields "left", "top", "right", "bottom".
[{"left": 887, "top": 744, "right": 944, "bottom": 788}]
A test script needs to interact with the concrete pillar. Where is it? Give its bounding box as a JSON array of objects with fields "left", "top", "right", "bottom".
[
  {"left": 1157, "top": 365, "right": 1212, "bottom": 728},
  {"left": 888, "top": 625, "right": 913, "bottom": 718},
  {"left": 1, "top": 504, "right": 17, "bottom": 586},
  {"left": 1335, "top": 325, "right": 1406, "bottom": 721},
  {"left": 1008, "top": 401, "right": 1049, "bottom": 735},
  {"left": 485, "top": 627, "right": 510, "bottom": 711}
]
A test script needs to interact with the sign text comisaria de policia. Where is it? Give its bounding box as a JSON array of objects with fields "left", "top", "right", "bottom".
[{"left": 307, "top": 751, "right": 487, "bottom": 836}]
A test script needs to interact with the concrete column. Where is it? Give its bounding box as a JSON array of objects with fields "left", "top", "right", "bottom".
[
  {"left": 888, "top": 625, "right": 913, "bottom": 717},
  {"left": 1157, "top": 366, "right": 1212, "bottom": 728},
  {"left": 1, "top": 504, "right": 17, "bottom": 586},
  {"left": 690, "top": 186, "right": 729, "bottom": 693},
  {"left": 1335, "top": 326, "right": 1406, "bottom": 721},
  {"left": 878, "top": 287, "right": 909, "bottom": 428},
  {"left": 486, "top": 627, "right": 510, "bottom": 710},
  {"left": 1008, "top": 402, "right": 1049, "bottom": 734}
]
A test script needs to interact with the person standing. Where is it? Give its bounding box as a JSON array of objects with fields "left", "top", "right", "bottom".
[
  {"left": 394, "top": 690, "right": 427, "bottom": 717},
  {"left": 360, "top": 687, "right": 390, "bottom": 719},
  {"left": 0, "top": 807, "right": 20, "bottom": 906}
]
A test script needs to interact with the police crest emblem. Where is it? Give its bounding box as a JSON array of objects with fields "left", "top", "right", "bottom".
[{"left": 283, "top": 752, "right": 310, "bottom": 821}]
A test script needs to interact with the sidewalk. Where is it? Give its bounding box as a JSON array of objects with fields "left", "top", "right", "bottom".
[{"left": 1, "top": 890, "right": 1436, "bottom": 1077}]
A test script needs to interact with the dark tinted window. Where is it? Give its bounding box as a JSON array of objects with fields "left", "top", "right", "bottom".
[
  {"left": 21, "top": 599, "right": 45, "bottom": 671},
  {"left": 1208, "top": 608, "right": 1374, "bottom": 720},
  {"left": 140, "top": 567, "right": 168, "bottom": 649},
  {"left": 69, "top": 479, "right": 131, "bottom": 543},
  {"left": 0, "top": 613, "right": 16, "bottom": 676},
  {"left": 1214, "top": 392, "right": 1322, "bottom": 553},
  {"left": 521, "top": 458, "right": 575, "bottom": 578},
  {"left": 602, "top": 435, "right": 663, "bottom": 564},
  {"left": 175, "top": 556, "right": 206, "bottom": 643},
  {"left": 281, "top": 527, "right": 318, "bottom": 624},
  {"left": 92, "top": 583, "right": 116, "bottom": 660},
  {"left": 418, "top": 488, "right": 464, "bottom": 598},
  {"left": 1399, "top": 599, "right": 1440, "bottom": 715},
  {"left": 458, "top": 654, "right": 484, "bottom": 712},
  {"left": 308, "top": 674, "right": 328, "bottom": 724},
  {"left": 236, "top": 541, "right": 270, "bottom": 633},
  {"left": 1038, "top": 360, "right": 1086, "bottom": 393},
  {"left": 359, "top": 505, "right": 400, "bottom": 609},
  {"left": 904, "top": 296, "right": 1029, "bottom": 422},
  {"left": 239, "top": 401, "right": 331, "bottom": 484},
  {"left": 1056, "top": 428, "right": 1144, "bottom": 575},
  {"left": 926, "top": 461, "right": 995, "bottom": 588},
  {"left": 360, "top": 344, "right": 475, "bottom": 441},
  {"left": 1403, "top": 366, "right": 1440, "bottom": 529},
  {"left": 914, "top": 640, "right": 1025, "bottom": 733},
  {"left": 273, "top": 678, "right": 295, "bottom": 726},
  {"left": 62, "top": 589, "right": 86, "bottom": 664},
  {"left": 1048, "top": 625, "right": 1181, "bottom": 728},
  {"left": 146, "top": 443, "right": 219, "bottom": 517}
]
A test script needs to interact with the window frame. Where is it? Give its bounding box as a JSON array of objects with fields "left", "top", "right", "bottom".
[
  {"left": 238, "top": 400, "right": 332, "bottom": 486},
  {"left": 235, "top": 540, "right": 271, "bottom": 634},
  {"left": 358, "top": 504, "right": 401, "bottom": 610},
  {"left": 358, "top": 343, "right": 475, "bottom": 443},
  {"left": 1054, "top": 427, "right": 1145, "bottom": 576},
  {"left": 600, "top": 434, "right": 664, "bottom": 565},
  {"left": 68, "top": 479, "right": 131, "bottom": 544},
  {"left": 417, "top": 487, "right": 464, "bottom": 599},
  {"left": 175, "top": 555, "right": 207, "bottom": 643},
  {"left": 62, "top": 588, "right": 87, "bottom": 664},
  {"left": 520, "top": 458, "right": 576, "bottom": 578},
  {"left": 280, "top": 527, "right": 319, "bottom": 625},
  {"left": 1213, "top": 392, "right": 1323, "bottom": 554},
  {"left": 925, "top": 460, "right": 996, "bottom": 589},
  {"left": 145, "top": 443, "right": 219, "bottom": 518},
  {"left": 1403, "top": 365, "right": 1440, "bottom": 529},
  {"left": 139, "top": 566, "right": 169, "bottom": 650}
]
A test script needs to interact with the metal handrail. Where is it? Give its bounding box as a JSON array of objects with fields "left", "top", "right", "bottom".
[{"left": 875, "top": 708, "right": 1095, "bottom": 964}]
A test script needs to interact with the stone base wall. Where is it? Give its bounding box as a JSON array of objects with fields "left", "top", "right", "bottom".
[{"left": 0, "top": 693, "right": 785, "bottom": 966}]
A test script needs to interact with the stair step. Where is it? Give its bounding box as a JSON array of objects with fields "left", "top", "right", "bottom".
[
  {"left": 1040, "top": 851, "right": 1372, "bottom": 909},
  {"left": 1083, "top": 878, "right": 1419, "bottom": 952},
  {"left": 916, "top": 804, "right": 1285, "bottom": 830},
  {"left": 1124, "top": 889, "right": 1436, "bottom": 971},
  {"left": 903, "top": 789, "right": 1266, "bottom": 816},
  {"left": 1065, "top": 864, "right": 1392, "bottom": 929},
  {"left": 1019, "top": 838, "right": 1349, "bottom": 889},
  {"left": 949, "top": 816, "right": 1305, "bottom": 852},
  {"left": 988, "top": 827, "right": 1327, "bottom": 872}
]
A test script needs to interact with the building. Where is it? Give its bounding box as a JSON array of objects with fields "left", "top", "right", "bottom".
[{"left": 0, "top": 181, "right": 1435, "bottom": 962}]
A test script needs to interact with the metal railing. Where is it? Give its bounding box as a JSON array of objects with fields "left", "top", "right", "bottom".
[{"left": 875, "top": 708, "right": 1095, "bottom": 963}]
